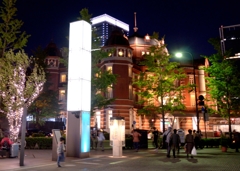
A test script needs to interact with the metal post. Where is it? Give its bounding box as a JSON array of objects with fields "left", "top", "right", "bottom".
[{"left": 20, "top": 106, "right": 27, "bottom": 166}]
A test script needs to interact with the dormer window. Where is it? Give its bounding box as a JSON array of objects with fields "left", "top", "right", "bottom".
[{"left": 145, "top": 34, "right": 150, "bottom": 42}]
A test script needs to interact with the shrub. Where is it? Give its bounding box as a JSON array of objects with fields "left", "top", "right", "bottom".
[
  {"left": 32, "top": 133, "right": 45, "bottom": 137},
  {"left": 25, "top": 137, "right": 52, "bottom": 149}
]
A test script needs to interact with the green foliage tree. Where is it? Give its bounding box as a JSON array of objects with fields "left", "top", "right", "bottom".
[
  {"left": 0, "top": 0, "right": 30, "bottom": 57},
  {"left": 0, "top": 50, "right": 45, "bottom": 140},
  {"left": 204, "top": 38, "right": 240, "bottom": 140},
  {"left": 0, "top": 0, "right": 30, "bottom": 118},
  {"left": 133, "top": 37, "right": 188, "bottom": 131},
  {"left": 27, "top": 89, "right": 60, "bottom": 129}
]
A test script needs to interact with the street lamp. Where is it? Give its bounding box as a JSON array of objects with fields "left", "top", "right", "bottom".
[{"left": 175, "top": 52, "right": 199, "bottom": 132}]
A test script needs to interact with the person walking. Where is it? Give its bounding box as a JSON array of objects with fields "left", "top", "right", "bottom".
[
  {"left": 57, "top": 137, "right": 65, "bottom": 167},
  {"left": 132, "top": 129, "right": 141, "bottom": 152},
  {"left": 233, "top": 130, "right": 240, "bottom": 152},
  {"left": 177, "top": 128, "right": 185, "bottom": 154},
  {"left": 152, "top": 127, "right": 159, "bottom": 151},
  {"left": 185, "top": 129, "right": 195, "bottom": 158},
  {"left": 97, "top": 129, "right": 105, "bottom": 151},
  {"left": 169, "top": 129, "right": 181, "bottom": 158},
  {"left": 163, "top": 127, "right": 172, "bottom": 158}
]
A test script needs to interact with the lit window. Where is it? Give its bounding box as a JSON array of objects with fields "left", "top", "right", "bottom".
[
  {"left": 129, "top": 84, "right": 132, "bottom": 99},
  {"left": 106, "top": 109, "right": 112, "bottom": 129},
  {"left": 59, "top": 90, "right": 66, "bottom": 101},
  {"left": 145, "top": 34, "right": 150, "bottom": 42},
  {"left": 146, "top": 52, "right": 150, "bottom": 55},
  {"left": 128, "top": 51, "right": 132, "bottom": 58},
  {"left": 106, "top": 85, "right": 113, "bottom": 98},
  {"left": 142, "top": 51, "right": 145, "bottom": 56},
  {"left": 118, "top": 49, "right": 124, "bottom": 57},
  {"left": 106, "top": 65, "right": 112, "bottom": 73},
  {"left": 191, "top": 94, "right": 196, "bottom": 106},
  {"left": 189, "top": 75, "right": 194, "bottom": 85},
  {"left": 128, "top": 65, "right": 132, "bottom": 77},
  {"left": 60, "top": 74, "right": 67, "bottom": 83}
]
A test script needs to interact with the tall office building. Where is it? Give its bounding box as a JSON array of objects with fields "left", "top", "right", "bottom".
[
  {"left": 219, "top": 24, "right": 240, "bottom": 58},
  {"left": 91, "top": 14, "right": 129, "bottom": 46}
]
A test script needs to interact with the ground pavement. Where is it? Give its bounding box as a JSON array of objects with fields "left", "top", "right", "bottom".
[{"left": 0, "top": 147, "right": 239, "bottom": 171}]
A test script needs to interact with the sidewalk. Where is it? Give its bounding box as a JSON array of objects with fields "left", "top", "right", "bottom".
[{"left": 0, "top": 147, "right": 240, "bottom": 171}]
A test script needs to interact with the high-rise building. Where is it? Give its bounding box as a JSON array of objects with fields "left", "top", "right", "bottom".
[
  {"left": 219, "top": 24, "right": 240, "bottom": 58},
  {"left": 91, "top": 14, "right": 129, "bottom": 46}
]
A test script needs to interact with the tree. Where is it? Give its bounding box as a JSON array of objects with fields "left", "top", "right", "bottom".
[
  {"left": 27, "top": 89, "right": 60, "bottom": 128},
  {"left": 0, "top": 50, "right": 45, "bottom": 140},
  {"left": 27, "top": 47, "right": 60, "bottom": 128},
  {"left": 0, "top": 0, "right": 30, "bottom": 57},
  {"left": 133, "top": 36, "right": 188, "bottom": 131},
  {"left": 204, "top": 38, "right": 240, "bottom": 141}
]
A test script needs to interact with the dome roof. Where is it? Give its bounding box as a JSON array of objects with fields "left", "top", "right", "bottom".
[
  {"left": 45, "top": 42, "right": 61, "bottom": 56},
  {"left": 104, "top": 30, "right": 129, "bottom": 46},
  {"left": 128, "top": 32, "right": 159, "bottom": 46}
]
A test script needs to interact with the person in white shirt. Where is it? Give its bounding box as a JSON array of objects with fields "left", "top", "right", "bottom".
[
  {"left": 97, "top": 129, "right": 105, "bottom": 151},
  {"left": 163, "top": 127, "right": 172, "bottom": 158}
]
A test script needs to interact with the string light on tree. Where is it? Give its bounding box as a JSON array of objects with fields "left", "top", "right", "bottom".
[{"left": 0, "top": 50, "right": 45, "bottom": 140}]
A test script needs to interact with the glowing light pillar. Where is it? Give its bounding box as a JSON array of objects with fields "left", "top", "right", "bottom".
[
  {"left": 66, "top": 20, "right": 91, "bottom": 158},
  {"left": 110, "top": 117, "right": 125, "bottom": 157}
]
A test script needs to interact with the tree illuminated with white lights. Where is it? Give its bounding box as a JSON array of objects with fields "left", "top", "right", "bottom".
[{"left": 0, "top": 50, "right": 45, "bottom": 140}]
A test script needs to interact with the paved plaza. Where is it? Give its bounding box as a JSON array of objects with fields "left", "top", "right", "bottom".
[{"left": 0, "top": 147, "right": 239, "bottom": 171}]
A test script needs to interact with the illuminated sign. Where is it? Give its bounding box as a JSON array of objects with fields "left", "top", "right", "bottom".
[{"left": 67, "top": 20, "right": 92, "bottom": 111}]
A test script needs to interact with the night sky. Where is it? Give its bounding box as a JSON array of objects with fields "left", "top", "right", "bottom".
[{"left": 16, "top": 0, "right": 240, "bottom": 58}]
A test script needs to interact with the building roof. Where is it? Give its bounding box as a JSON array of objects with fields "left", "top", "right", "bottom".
[
  {"left": 104, "top": 30, "right": 129, "bottom": 46},
  {"left": 45, "top": 42, "right": 62, "bottom": 57},
  {"left": 128, "top": 32, "right": 159, "bottom": 46}
]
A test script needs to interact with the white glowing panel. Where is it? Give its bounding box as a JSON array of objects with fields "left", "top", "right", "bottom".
[
  {"left": 67, "top": 20, "right": 92, "bottom": 111},
  {"left": 91, "top": 14, "right": 129, "bottom": 32}
]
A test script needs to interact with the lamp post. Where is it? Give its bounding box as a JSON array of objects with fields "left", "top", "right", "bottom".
[{"left": 175, "top": 52, "right": 199, "bottom": 132}]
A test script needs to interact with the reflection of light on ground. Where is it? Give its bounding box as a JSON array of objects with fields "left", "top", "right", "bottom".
[
  {"left": 76, "top": 162, "right": 100, "bottom": 165},
  {"left": 64, "top": 164, "right": 76, "bottom": 167},
  {"left": 109, "top": 160, "right": 125, "bottom": 164},
  {"left": 108, "top": 155, "right": 127, "bottom": 158}
]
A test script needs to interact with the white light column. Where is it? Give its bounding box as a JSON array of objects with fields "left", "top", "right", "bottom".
[{"left": 66, "top": 20, "right": 92, "bottom": 158}]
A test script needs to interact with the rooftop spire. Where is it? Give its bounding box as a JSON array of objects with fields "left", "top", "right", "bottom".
[{"left": 133, "top": 12, "right": 138, "bottom": 32}]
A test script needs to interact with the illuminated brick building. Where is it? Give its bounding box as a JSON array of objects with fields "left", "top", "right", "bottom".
[{"left": 44, "top": 15, "right": 240, "bottom": 136}]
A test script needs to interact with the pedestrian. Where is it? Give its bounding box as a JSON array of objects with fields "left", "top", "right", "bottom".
[
  {"left": 185, "top": 129, "right": 195, "bottom": 158},
  {"left": 177, "top": 128, "right": 185, "bottom": 154},
  {"left": 57, "top": 137, "right": 65, "bottom": 167},
  {"left": 0, "top": 133, "right": 13, "bottom": 158},
  {"left": 195, "top": 130, "right": 202, "bottom": 149},
  {"left": 97, "top": 129, "right": 105, "bottom": 151},
  {"left": 233, "top": 130, "right": 240, "bottom": 152},
  {"left": 90, "top": 128, "right": 98, "bottom": 150},
  {"left": 163, "top": 126, "right": 172, "bottom": 158},
  {"left": 132, "top": 129, "right": 141, "bottom": 152},
  {"left": 152, "top": 127, "right": 159, "bottom": 151},
  {"left": 169, "top": 129, "right": 181, "bottom": 158}
]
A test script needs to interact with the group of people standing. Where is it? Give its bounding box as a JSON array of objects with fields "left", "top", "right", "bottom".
[
  {"left": 162, "top": 127, "right": 202, "bottom": 158},
  {"left": 90, "top": 128, "right": 106, "bottom": 151}
]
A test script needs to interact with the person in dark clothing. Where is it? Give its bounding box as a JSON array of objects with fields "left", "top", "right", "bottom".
[
  {"left": 169, "top": 129, "right": 181, "bottom": 158},
  {"left": 233, "top": 130, "right": 240, "bottom": 152},
  {"left": 185, "top": 129, "right": 195, "bottom": 158},
  {"left": 152, "top": 127, "right": 159, "bottom": 151}
]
